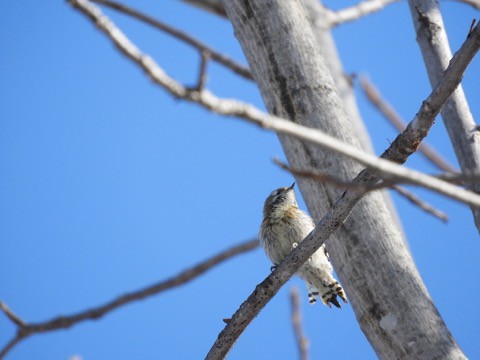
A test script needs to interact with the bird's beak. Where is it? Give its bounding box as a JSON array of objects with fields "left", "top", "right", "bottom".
[{"left": 289, "top": 182, "right": 295, "bottom": 190}]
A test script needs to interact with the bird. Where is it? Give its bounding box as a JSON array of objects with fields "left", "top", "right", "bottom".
[{"left": 259, "top": 183, "right": 347, "bottom": 308}]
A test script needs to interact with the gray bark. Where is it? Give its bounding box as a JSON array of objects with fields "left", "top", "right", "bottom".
[
  {"left": 302, "top": 0, "right": 373, "bottom": 153},
  {"left": 179, "top": 0, "right": 405, "bottom": 231},
  {"left": 224, "top": 1, "right": 465, "bottom": 359},
  {"left": 301, "top": 0, "right": 405, "bottom": 239},
  {"left": 408, "top": 0, "right": 480, "bottom": 232}
]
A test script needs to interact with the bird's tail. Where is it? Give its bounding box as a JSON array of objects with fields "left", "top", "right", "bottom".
[{"left": 307, "top": 278, "right": 347, "bottom": 308}]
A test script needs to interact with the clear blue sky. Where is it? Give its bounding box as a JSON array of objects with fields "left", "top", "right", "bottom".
[{"left": 1, "top": 1, "right": 479, "bottom": 359}]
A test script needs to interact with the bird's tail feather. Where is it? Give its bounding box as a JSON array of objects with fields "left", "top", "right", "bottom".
[{"left": 307, "top": 279, "right": 347, "bottom": 308}]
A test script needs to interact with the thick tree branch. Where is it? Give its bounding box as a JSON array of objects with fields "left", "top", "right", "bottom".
[
  {"left": 68, "top": 0, "right": 480, "bottom": 208},
  {"left": 0, "top": 239, "right": 258, "bottom": 358},
  {"left": 359, "top": 76, "right": 458, "bottom": 173},
  {"left": 90, "top": 0, "right": 252, "bottom": 80},
  {"left": 408, "top": 0, "right": 480, "bottom": 232}
]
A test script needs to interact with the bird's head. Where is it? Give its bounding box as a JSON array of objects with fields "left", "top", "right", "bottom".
[{"left": 262, "top": 183, "right": 297, "bottom": 218}]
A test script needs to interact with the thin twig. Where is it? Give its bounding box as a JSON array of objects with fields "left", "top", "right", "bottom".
[
  {"left": 391, "top": 185, "right": 448, "bottom": 222},
  {"left": 90, "top": 0, "right": 253, "bottom": 80},
  {"left": 0, "top": 302, "right": 26, "bottom": 327},
  {"left": 359, "top": 76, "right": 458, "bottom": 173},
  {"left": 68, "top": 0, "right": 480, "bottom": 209},
  {"left": 0, "top": 239, "right": 258, "bottom": 358},
  {"left": 277, "top": 155, "right": 480, "bottom": 192},
  {"left": 325, "top": 0, "right": 400, "bottom": 27},
  {"left": 275, "top": 158, "right": 449, "bottom": 222},
  {"left": 436, "top": 172, "right": 480, "bottom": 184},
  {"left": 273, "top": 157, "right": 377, "bottom": 191},
  {"left": 469, "top": 19, "right": 478, "bottom": 36},
  {"left": 290, "top": 288, "right": 309, "bottom": 360},
  {"left": 190, "top": 50, "right": 210, "bottom": 91},
  {"left": 0, "top": 335, "right": 25, "bottom": 359}
]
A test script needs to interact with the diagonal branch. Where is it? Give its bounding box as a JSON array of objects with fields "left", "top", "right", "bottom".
[
  {"left": 90, "top": 0, "right": 253, "bottom": 80},
  {"left": 391, "top": 185, "right": 448, "bottom": 222},
  {"left": 68, "top": 0, "right": 480, "bottom": 208},
  {"left": 359, "top": 76, "right": 458, "bottom": 173},
  {"left": 0, "top": 238, "right": 258, "bottom": 358},
  {"left": 275, "top": 158, "right": 449, "bottom": 222},
  {"left": 0, "top": 303, "right": 26, "bottom": 328},
  {"left": 205, "top": 16, "right": 480, "bottom": 359}
]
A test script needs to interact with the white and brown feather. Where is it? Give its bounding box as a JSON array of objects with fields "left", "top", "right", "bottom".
[{"left": 259, "top": 185, "right": 347, "bottom": 308}]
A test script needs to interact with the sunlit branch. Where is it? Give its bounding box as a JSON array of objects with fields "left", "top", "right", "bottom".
[
  {"left": 325, "top": 0, "right": 400, "bottom": 27},
  {"left": 68, "top": 0, "right": 480, "bottom": 208}
]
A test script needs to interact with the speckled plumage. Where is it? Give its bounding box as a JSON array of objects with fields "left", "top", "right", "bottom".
[{"left": 259, "top": 184, "right": 347, "bottom": 308}]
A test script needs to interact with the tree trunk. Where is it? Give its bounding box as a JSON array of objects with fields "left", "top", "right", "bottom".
[
  {"left": 301, "top": 0, "right": 405, "bottom": 237},
  {"left": 224, "top": 0, "right": 465, "bottom": 359}
]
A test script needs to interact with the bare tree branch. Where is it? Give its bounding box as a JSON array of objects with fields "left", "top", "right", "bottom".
[
  {"left": 68, "top": 0, "right": 480, "bottom": 208},
  {"left": 0, "top": 302, "right": 26, "bottom": 328},
  {"left": 437, "top": 172, "right": 480, "bottom": 184},
  {"left": 273, "top": 157, "right": 375, "bottom": 191},
  {"left": 189, "top": 50, "right": 210, "bottom": 91},
  {"left": 0, "top": 335, "right": 24, "bottom": 360},
  {"left": 359, "top": 76, "right": 458, "bottom": 173},
  {"left": 90, "top": 0, "right": 253, "bottom": 80},
  {"left": 289, "top": 288, "right": 309, "bottom": 360},
  {"left": 205, "top": 4, "right": 480, "bottom": 355},
  {"left": 408, "top": 0, "right": 480, "bottom": 232},
  {"left": 324, "top": 0, "right": 401, "bottom": 27},
  {"left": 0, "top": 238, "right": 258, "bottom": 358},
  {"left": 275, "top": 158, "right": 449, "bottom": 222},
  {"left": 391, "top": 185, "right": 449, "bottom": 222}
]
